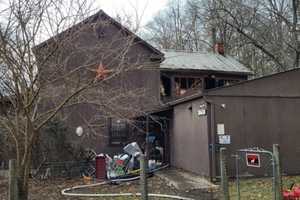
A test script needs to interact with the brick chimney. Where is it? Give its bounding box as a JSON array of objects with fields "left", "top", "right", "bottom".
[{"left": 214, "top": 42, "right": 225, "bottom": 55}]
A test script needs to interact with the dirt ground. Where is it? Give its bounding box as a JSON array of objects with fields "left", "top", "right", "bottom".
[{"left": 0, "top": 175, "right": 218, "bottom": 200}]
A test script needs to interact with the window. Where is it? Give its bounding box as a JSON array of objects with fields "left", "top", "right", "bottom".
[
  {"left": 205, "top": 77, "right": 216, "bottom": 89},
  {"left": 174, "top": 77, "right": 202, "bottom": 96},
  {"left": 160, "top": 75, "right": 171, "bottom": 97},
  {"left": 217, "top": 79, "right": 240, "bottom": 87},
  {"left": 108, "top": 118, "right": 128, "bottom": 145}
]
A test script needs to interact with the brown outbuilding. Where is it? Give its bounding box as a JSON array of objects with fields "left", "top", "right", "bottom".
[{"left": 164, "top": 68, "right": 300, "bottom": 179}]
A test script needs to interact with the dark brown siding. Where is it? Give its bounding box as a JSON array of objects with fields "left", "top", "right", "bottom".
[
  {"left": 209, "top": 96, "right": 300, "bottom": 176},
  {"left": 169, "top": 69, "right": 300, "bottom": 177},
  {"left": 207, "top": 68, "right": 300, "bottom": 97},
  {"left": 37, "top": 13, "right": 162, "bottom": 156},
  {"left": 171, "top": 99, "right": 210, "bottom": 176}
]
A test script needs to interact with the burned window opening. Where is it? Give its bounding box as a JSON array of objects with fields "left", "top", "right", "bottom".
[
  {"left": 160, "top": 75, "right": 171, "bottom": 97},
  {"left": 205, "top": 77, "right": 216, "bottom": 89},
  {"left": 217, "top": 79, "right": 239, "bottom": 87},
  {"left": 175, "top": 77, "right": 202, "bottom": 96}
]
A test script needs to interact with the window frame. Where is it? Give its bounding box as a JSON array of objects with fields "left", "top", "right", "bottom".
[{"left": 108, "top": 118, "right": 129, "bottom": 146}]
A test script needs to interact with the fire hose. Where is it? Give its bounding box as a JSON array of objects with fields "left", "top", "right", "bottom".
[{"left": 61, "top": 165, "right": 195, "bottom": 200}]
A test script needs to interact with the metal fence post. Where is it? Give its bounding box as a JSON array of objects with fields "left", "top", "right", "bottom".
[
  {"left": 220, "top": 147, "right": 230, "bottom": 200},
  {"left": 9, "top": 159, "right": 18, "bottom": 200},
  {"left": 140, "top": 154, "right": 148, "bottom": 200},
  {"left": 273, "top": 144, "right": 282, "bottom": 200},
  {"left": 232, "top": 154, "right": 240, "bottom": 200}
]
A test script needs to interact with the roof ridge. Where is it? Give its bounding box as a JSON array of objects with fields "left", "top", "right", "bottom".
[
  {"left": 34, "top": 9, "right": 163, "bottom": 56},
  {"left": 162, "top": 49, "right": 208, "bottom": 54}
]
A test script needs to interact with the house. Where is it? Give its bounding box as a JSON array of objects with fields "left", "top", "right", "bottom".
[
  {"left": 35, "top": 10, "right": 163, "bottom": 157},
  {"left": 157, "top": 68, "right": 300, "bottom": 179},
  {"left": 36, "top": 10, "right": 252, "bottom": 168}
]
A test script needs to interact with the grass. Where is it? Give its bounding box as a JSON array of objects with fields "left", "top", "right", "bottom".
[{"left": 229, "top": 176, "right": 300, "bottom": 200}]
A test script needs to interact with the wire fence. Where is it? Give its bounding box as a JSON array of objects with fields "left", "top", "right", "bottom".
[
  {"left": 32, "top": 160, "right": 95, "bottom": 180},
  {"left": 228, "top": 146, "right": 282, "bottom": 200}
]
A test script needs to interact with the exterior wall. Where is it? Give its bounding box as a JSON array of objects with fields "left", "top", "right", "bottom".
[
  {"left": 207, "top": 69, "right": 300, "bottom": 97},
  {"left": 209, "top": 96, "right": 300, "bottom": 176},
  {"left": 36, "top": 13, "right": 162, "bottom": 157},
  {"left": 171, "top": 99, "right": 210, "bottom": 176}
]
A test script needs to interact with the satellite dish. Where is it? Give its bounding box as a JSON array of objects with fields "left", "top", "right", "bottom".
[{"left": 76, "top": 126, "right": 83, "bottom": 137}]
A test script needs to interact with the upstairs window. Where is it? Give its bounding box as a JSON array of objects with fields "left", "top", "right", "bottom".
[
  {"left": 160, "top": 75, "right": 171, "bottom": 97},
  {"left": 175, "top": 77, "right": 202, "bottom": 96},
  {"left": 205, "top": 77, "right": 216, "bottom": 89},
  {"left": 217, "top": 79, "right": 240, "bottom": 87}
]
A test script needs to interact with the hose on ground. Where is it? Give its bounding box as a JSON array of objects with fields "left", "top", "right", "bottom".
[
  {"left": 62, "top": 185, "right": 195, "bottom": 200},
  {"left": 61, "top": 164, "right": 195, "bottom": 200}
]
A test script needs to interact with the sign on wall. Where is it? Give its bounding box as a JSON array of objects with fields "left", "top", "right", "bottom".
[
  {"left": 217, "top": 123, "right": 225, "bottom": 135},
  {"left": 197, "top": 104, "right": 207, "bottom": 116},
  {"left": 197, "top": 109, "right": 206, "bottom": 116},
  {"left": 246, "top": 153, "right": 261, "bottom": 168},
  {"left": 219, "top": 135, "right": 231, "bottom": 144}
]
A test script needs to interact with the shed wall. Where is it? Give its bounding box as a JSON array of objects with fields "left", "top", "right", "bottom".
[
  {"left": 171, "top": 99, "right": 210, "bottom": 176},
  {"left": 207, "top": 69, "right": 300, "bottom": 97},
  {"left": 209, "top": 96, "right": 300, "bottom": 176}
]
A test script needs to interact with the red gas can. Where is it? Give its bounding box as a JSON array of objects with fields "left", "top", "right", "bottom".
[{"left": 95, "top": 154, "right": 106, "bottom": 179}]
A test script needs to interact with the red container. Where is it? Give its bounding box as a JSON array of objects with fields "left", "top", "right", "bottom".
[
  {"left": 95, "top": 154, "right": 106, "bottom": 179},
  {"left": 293, "top": 187, "right": 300, "bottom": 198},
  {"left": 283, "top": 190, "right": 298, "bottom": 200},
  {"left": 283, "top": 190, "right": 290, "bottom": 200}
]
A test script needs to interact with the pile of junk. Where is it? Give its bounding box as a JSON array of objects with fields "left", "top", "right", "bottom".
[
  {"left": 62, "top": 143, "right": 195, "bottom": 200},
  {"left": 93, "top": 142, "right": 167, "bottom": 181}
]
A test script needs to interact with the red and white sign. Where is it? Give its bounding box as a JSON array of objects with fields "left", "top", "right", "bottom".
[{"left": 246, "top": 153, "right": 261, "bottom": 168}]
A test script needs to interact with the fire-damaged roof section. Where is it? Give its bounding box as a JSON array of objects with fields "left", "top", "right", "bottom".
[
  {"left": 166, "top": 67, "right": 300, "bottom": 107},
  {"left": 160, "top": 50, "right": 252, "bottom": 74}
]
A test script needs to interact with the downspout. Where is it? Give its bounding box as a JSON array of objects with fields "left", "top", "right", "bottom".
[{"left": 207, "top": 100, "right": 217, "bottom": 181}]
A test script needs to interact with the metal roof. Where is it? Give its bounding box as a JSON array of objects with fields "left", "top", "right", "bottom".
[{"left": 160, "top": 50, "right": 252, "bottom": 74}]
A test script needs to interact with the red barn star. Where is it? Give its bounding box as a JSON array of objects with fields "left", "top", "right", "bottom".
[{"left": 90, "top": 62, "right": 112, "bottom": 81}]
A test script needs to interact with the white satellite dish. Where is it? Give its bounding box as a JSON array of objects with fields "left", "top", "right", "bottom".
[{"left": 76, "top": 126, "right": 83, "bottom": 137}]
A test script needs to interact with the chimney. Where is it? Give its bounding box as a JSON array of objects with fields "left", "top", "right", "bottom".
[
  {"left": 211, "top": 27, "right": 216, "bottom": 53},
  {"left": 214, "top": 42, "right": 225, "bottom": 55}
]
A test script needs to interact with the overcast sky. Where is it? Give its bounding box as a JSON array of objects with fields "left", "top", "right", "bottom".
[{"left": 95, "top": 0, "right": 168, "bottom": 26}]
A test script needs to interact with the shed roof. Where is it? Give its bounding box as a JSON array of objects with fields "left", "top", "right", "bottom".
[{"left": 160, "top": 50, "right": 251, "bottom": 74}]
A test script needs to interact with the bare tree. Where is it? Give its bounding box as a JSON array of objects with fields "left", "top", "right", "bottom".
[
  {"left": 146, "top": 0, "right": 210, "bottom": 51},
  {"left": 0, "top": 0, "right": 159, "bottom": 199},
  {"left": 204, "top": 0, "right": 300, "bottom": 74},
  {"left": 146, "top": 0, "right": 300, "bottom": 76}
]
